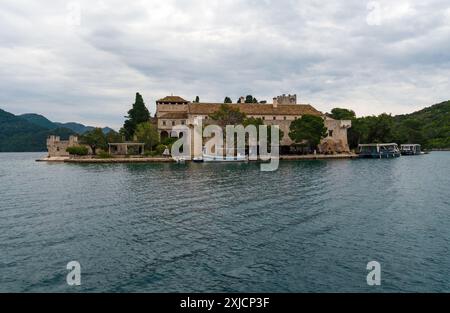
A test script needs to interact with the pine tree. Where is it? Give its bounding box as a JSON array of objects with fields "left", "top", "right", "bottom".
[{"left": 123, "top": 93, "right": 150, "bottom": 140}]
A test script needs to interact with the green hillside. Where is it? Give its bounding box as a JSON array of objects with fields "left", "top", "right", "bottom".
[
  {"left": 0, "top": 109, "right": 75, "bottom": 152},
  {"left": 20, "top": 113, "right": 56, "bottom": 129},
  {"left": 20, "top": 113, "right": 113, "bottom": 135},
  {"left": 394, "top": 100, "right": 450, "bottom": 149}
]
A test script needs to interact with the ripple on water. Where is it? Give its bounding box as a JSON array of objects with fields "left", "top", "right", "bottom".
[{"left": 0, "top": 152, "right": 449, "bottom": 292}]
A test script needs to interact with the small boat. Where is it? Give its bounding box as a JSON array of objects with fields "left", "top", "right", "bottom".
[
  {"left": 400, "top": 144, "right": 422, "bottom": 155},
  {"left": 174, "top": 157, "right": 186, "bottom": 164},
  {"left": 358, "top": 143, "right": 401, "bottom": 158},
  {"left": 195, "top": 147, "right": 248, "bottom": 163},
  {"left": 193, "top": 156, "right": 204, "bottom": 163}
]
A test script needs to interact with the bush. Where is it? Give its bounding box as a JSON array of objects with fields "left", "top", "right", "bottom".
[
  {"left": 155, "top": 144, "right": 167, "bottom": 155},
  {"left": 144, "top": 150, "right": 159, "bottom": 157},
  {"left": 66, "top": 146, "right": 89, "bottom": 156},
  {"left": 97, "top": 151, "right": 112, "bottom": 159}
]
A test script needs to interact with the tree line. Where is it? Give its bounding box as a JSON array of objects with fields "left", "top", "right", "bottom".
[{"left": 71, "top": 95, "right": 449, "bottom": 156}]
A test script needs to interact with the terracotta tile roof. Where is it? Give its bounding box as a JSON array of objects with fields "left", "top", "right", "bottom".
[
  {"left": 159, "top": 112, "right": 188, "bottom": 119},
  {"left": 187, "top": 103, "right": 323, "bottom": 116},
  {"left": 157, "top": 96, "right": 189, "bottom": 103}
]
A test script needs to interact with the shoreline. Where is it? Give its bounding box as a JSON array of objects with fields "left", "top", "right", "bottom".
[{"left": 36, "top": 153, "right": 359, "bottom": 163}]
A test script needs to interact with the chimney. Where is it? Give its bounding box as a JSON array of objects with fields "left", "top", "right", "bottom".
[{"left": 273, "top": 97, "right": 278, "bottom": 108}]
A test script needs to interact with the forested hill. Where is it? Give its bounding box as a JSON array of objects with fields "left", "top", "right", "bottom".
[
  {"left": 0, "top": 109, "right": 75, "bottom": 152},
  {"left": 394, "top": 100, "right": 450, "bottom": 149},
  {"left": 19, "top": 113, "right": 114, "bottom": 135}
]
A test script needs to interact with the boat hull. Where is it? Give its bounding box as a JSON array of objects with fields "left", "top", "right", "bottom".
[
  {"left": 359, "top": 152, "right": 401, "bottom": 158},
  {"left": 202, "top": 155, "right": 248, "bottom": 162}
]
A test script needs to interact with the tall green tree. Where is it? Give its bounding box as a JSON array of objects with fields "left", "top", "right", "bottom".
[
  {"left": 243, "top": 117, "right": 284, "bottom": 144},
  {"left": 80, "top": 128, "right": 108, "bottom": 155},
  {"left": 123, "top": 93, "right": 150, "bottom": 139},
  {"left": 245, "top": 95, "right": 257, "bottom": 103},
  {"left": 367, "top": 113, "right": 394, "bottom": 143},
  {"left": 224, "top": 97, "right": 232, "bottom": 103},
  {"left": 135, "top": 122, "right": 159, "bottom": 151},
  {"left": 209, "top": 104, "right": 246, "bottom": 128},
  {"left": 329, "top": 108, "right": 356, "bottom": 120},
  {"left": 289, "top": 115, "right": 327, "bottom": 150},
  {"left": 106, "top": 130, "right": 123, "bottom": 143}
]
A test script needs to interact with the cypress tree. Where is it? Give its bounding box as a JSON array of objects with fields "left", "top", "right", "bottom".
[{"left": 123, "top": 93, "right": 150, "bottom": 140}]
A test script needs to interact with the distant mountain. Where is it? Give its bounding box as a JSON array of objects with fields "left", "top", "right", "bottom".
[
  {"left": 19, "top": 113, "right": 56, "bottom": 129},
  {"left": 20, "top": 113, "right": 113, "bottom": 135},
  {"left": 53, "top": 122, "right": 95, "bottom": 134},
  {"left": 0, "top": 109, "right": 75, "bottom": 152},
  {"left": 0, "top": 110, "right": 115, "bottom": 152}
]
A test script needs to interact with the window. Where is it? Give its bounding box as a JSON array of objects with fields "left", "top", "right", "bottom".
[
  {"left": 181, "top": 120, "right": 185, "bottom": 125},
  {"left": 284, "top": 116, "right": 287, "bottom": 120},
  {"left": 162, "top": 120, "right": 166, "bottom": 126},
  {"left": 205, "top": 116, "right": 208, "bottom": 120},
  {"left": 328, "top": 130, "right": 333, "bottom": 137},
  {"left": 262, "top": 116, "right": 265, "bottom": 120},
  {"left": 273, "top": 116, "right": 276, "bottom": 120},
  {"left": 172, "top": 121, "right": 175, "bottom": 126}
]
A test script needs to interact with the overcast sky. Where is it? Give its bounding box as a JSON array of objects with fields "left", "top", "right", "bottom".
[{"left": 1, "top": 0, "right": 449, "bottom": 129}]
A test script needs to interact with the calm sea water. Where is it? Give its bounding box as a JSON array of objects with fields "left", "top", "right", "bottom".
[{"left": 0, "top": 152, "right": 449, "bottom": 292}]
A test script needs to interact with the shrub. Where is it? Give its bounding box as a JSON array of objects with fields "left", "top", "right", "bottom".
[
  {"left": 155, "top": 144, "right": 167, "bottom": 155},
  {"left": 144, "top": 150, "right": 159, "bottom": 157},
  {"left": 66, "top": 146, "right": 89, "bottom": 156},
  {"left": 97, "top": 151, "right": 112, "bottom": 159}
]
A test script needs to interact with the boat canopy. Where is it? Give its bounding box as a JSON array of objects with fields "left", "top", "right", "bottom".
[
  {"left": 358, "top": 143, "right": 398, "bottom": 147},
  {"left": 400, "top": 144, "right": 421, "bottom": 148}
]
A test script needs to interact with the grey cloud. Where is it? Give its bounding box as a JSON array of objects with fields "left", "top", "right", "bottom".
[{"left": 0, "top": 0, "right": 449, "bottom": 128}]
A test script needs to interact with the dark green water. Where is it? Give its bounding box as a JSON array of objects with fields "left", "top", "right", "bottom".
[{"left": 0, "top": 152, "right": 449, "bottom": 292}]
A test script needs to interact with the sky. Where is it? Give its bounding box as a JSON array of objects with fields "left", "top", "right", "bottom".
[{"left": 0, "top": 0, "right": 449, "bottom": 129}]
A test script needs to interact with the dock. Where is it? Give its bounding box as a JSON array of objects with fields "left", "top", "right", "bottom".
[{"left": 37, "top": 153, "right": 358, "bottom": 163}]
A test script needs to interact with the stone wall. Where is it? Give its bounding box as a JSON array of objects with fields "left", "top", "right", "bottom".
[{"left": 47, "top": 135, "right": 79, "bottom": 157}]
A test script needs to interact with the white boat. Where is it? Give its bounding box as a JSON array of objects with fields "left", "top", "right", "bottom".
[{"left": 195, "top": 147, "right": 248, "bottom": 163}]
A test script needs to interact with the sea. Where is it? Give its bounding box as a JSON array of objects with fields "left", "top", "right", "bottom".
[{"left": 0, "top": 152, "right": 449, "bottom": 292}]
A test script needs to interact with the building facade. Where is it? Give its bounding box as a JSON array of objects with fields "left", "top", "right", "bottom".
[
  {"left": 156, "top": 95, "right": 352, "bottom": 154},
  {"left": 47, "top": 135, "right": 80, "bottom": 157}
]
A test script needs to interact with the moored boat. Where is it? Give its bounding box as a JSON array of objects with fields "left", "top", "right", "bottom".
[
  {"left": 195, "top": 147, "right": 248, "bottom": 163},
  {"left": 400, "top": 144, "right": 422, "bottom": 155},
  {"left": 358, "top": 143, "right": 401, "bottom": 158}
]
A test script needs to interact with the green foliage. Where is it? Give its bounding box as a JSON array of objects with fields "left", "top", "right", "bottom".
[
  {"left": 224, "top": 97, "right": 232, "bottom": 103},
  {"left": 329, "top": 108, "right": 356, "bottom": 120},
  {"left": 97, "top": 151, "right": 112, "bottom": 159},
  {"left": 289, "top": 115, "right": 327, "bottom": 150},
  {"left": 144, "top": 150, "right": 159, "bottom": 157},
  {"left": 20, "top": 113, "right": 56, "bottom": 129},
  {"left": 393, "top": 100, "right": 450, "bottom": 149},
  {"left": 194, "top": 96, "right": 200, "bottom": 103},
  {"left": 243, "top": 117, "right": 284, "bottom": 144},
  {"left": 66, "top": 145, "right": 88, "bottom": 156},
  {"left": 135, "top": 122, "right": 159, "bottom": 151},
  {"left": 80, "top": 128, "right": 107, "bottom": 155},
  {"left": 243, "top": 117, "right": 264, "bottom": 127},
  {"left": 345, "top": 101, "right": 450, "bottom": 149},
  {"left": 209, "top": 103, "right": 246, "bottom": 127},
  {"left": 106, "top": 130, "right": 123, "bottom": 143},
  {"left": 0, "top": 109, "right": 76, "bottom": 152},
  {"left": 245, "top": 95, "right": 257, "bottom": 103},
  {"left": 123, "top": 92, "right": 150, "bottom": 139},
  {"left": 161, "top": 136, "right": 177, "bottom": 146},
  {"left": 155, "top": 144, "right": 167, "bottom": 155}
]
